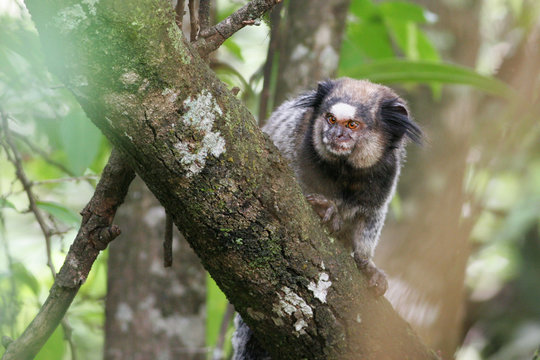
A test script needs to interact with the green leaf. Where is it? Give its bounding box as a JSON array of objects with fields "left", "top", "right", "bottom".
[
  {"left": 385, "top": 20, "right": 440, "bottom": 62},
  {"left": 206, "top": 273, "right": 230, "bottom": 349},
  {"left": 379, "top": 1, "right": 428, "bottom": 23},
  {"left": 349, "top": 0, "right": 379, "bottom": 19},
  {"left": 223, "top": 39, "right": 244, "bottom": 61},
  {"left": 340, "top": 59, "right": 515, "bottom": 98},
  {"left": 36, "top": 200, "right": 81, "bottom": 227},
  {"left": 60, "top": 110, "right": 102, "bottom": 176},
  {"left": 11, "top": 262, "right": 40, "bottom": 296},
  {"left": 343, "top": 20, "right": 394, "bottom": 61},
  {"left": 0, "top": 198, "right": 16, "bottom": 210}
]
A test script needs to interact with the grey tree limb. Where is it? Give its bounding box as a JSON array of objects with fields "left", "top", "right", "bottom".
[{"left": 194, "top": 0, "right": 282, "bottom": 57}]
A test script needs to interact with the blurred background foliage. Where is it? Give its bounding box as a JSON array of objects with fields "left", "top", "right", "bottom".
[{"left": 0, "top": 0, "right": 538, "bottom": 359}]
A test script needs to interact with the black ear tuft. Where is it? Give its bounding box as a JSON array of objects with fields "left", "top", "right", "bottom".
[
  {"left": 381, "top": 98, "right": 423, "bottom": 145},
  {"left": 295, "top": 80, "right": 335, "bottom": 111}
]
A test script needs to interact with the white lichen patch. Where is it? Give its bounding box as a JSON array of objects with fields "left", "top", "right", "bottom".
[
  {"left": 116, "top": 302, "right": 134, "bottom": 332},
  {"left": 120, "top": 71, "right": 140, "bottom": 86},
  {"left": 174, "top": 90, "right": 226, "bottom": 177},
  {"left": 272, "top": 286, "right": 313, "bottom": 334},
  {"left": 294, "top": 319, "right": 308, "bottom": 335},
  {"left": 162, "top": 88, "right": 179, "bottom": 103},
  {"left": 67, "top": 255, "right": 79, "bottom": 269},
  {"left": 54, "top": 4, "right": 87, "bottom": 34},
  {"left": 308, "top": 272, "right": 332, "bottom": 303}
]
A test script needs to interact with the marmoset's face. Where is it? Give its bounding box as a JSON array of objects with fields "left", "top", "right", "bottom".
[{"left": 312, "top": 98, "right": 385, "bottom": 169}]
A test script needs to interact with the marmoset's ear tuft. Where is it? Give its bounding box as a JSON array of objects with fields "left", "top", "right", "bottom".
[
  {"left": 295, "top": 80, "right": 335, "bottom": 111},
  {"left": 380, "top": 98, "right": 423, "bottom": 145}
]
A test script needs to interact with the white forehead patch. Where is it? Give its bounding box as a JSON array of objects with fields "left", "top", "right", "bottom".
[{"left": 330, "top": 103, "right": 356, "bottom": 119}]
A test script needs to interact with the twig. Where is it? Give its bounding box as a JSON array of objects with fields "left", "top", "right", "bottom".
[
  {"left": 199, "top": 0, "right": 211, "bottom": 34},
  {"left": 1, "top": 149, "right": 135, "bottom": 360},
  {"left": 1, "top": 112, "right": 81, "bottom": 358},
  {"left": 163, "top": 213, "right": 173, "bottom": 267},
  {"left": 188, "top": 0, "right": 199, "bottom": 42},
  {"left": 212, "top": 303, "right": 235, "bottom": 360},
  {"left": 13, "top": 132, "right": 75, "bottom": 177},
  {"left": 175, "top": 0, "right": 186, "bottom": 28},
  {"left": 0, "top": 113, "right": 56, "bottom": 277},
  {"left": 32, "top": 175, "right": 100, "bottom": 185},
  {"left": 193, "top": 0, "right": 282, "bottom": 57},
  {"left": 258, "top": 2, "right": 283, "bottom": 125},
  {"left": 61, "top": 318, "right": 77, "bottom": 360}
]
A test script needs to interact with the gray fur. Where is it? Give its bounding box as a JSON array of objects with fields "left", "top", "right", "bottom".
[
  {"left": 263, "top": 78, "right": 420, "bottom": 271},
  {"left": 233, "top": 78, "right": 421, "bottom": 359}
]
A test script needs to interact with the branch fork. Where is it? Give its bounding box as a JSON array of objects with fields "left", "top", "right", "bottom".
[{"left": 193, "top": 0, "right": 281, "bottom": 57}]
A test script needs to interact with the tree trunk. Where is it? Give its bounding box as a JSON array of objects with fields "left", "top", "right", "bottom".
[
  {"left": 273, "top": 0, "right": 351, "bottom": 105},
  {"left": 24, "top": 1, "right": 437, "bottom": 358},
  {"left": 105, "top": 177, "right": 206, "bottom": 360}
]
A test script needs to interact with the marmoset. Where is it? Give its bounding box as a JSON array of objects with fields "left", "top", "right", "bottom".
[
  {"left": 263, "top": 77, "right": 422, "bottom": 295},
  {"left": 232, "top": 78, "right": 422, "bottom": 360}
]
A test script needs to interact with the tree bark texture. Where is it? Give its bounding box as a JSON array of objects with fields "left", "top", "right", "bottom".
[
  {"left": 24, "top": 1, "right": 437, "bottom": 358},
  {"left": 273, "top": 0, "right": 351, "bottom": 106},
  {"left": 105, "top": 177, "right": 206, "bottom": 360}
]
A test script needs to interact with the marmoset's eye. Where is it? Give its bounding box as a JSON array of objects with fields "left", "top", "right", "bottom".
[{"left": 326, "top": 113, "right": 336, "bottom": 124}]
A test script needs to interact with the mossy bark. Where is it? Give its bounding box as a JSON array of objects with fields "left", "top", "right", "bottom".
[{"left": 23, "top": 0, "right": 438, "bottom": 358}]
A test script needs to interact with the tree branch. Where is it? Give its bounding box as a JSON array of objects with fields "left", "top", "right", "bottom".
[
  {"left": 175, "top": 0, "right": 186, "bottom": 28},
  {"left": 188, "top": 0, "right": 199, "bottom": 42},
  {"left": 0, "top": 111, "right": 80, "bottom": 356},
  {"left": 199, "top": 0, "right": 211, "bottom": 34},
  {"left": 0, "top": 112, "right": 57, "bottom": 277},
  {"left": 1, "top": 149, "right": 134, "bottom": 360},
  {"left": 258, "top": 2, "right": 283, "bottom": 125},
  {"left": 194, "top": 0, "right": 282, "bottom": 57}
]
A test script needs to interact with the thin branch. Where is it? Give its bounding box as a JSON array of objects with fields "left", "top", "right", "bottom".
[
  {"left": 1, "top": 112, "right": 81, "bottom": 358},
  {"left": 13, "top": 132, "right": 75, "bottom": 177},
  {"left": 163, "top": 213, "right": 173, "bottom": 267},
  {"left": 188, "top": 0, "right": 199, "bottom": 42},
  {"left": 32, "top": 176, "right": 100, "bottom": 185},
  {"left": 212, "top": 303, "right": 235, "bottom": 360},
  {"left": 258, "top": 2, "right": 283, "bottom": 125},
  {"left": 0, "top": 113, "right": 56, "bottom": 277},
  {"left": 175, "top": 0, "right": 186, "bottom": 28},
  {"left": 199, "top": 0, "right": 211, "bottom": 34},
  {"left": 193, "top": 0, "right": 282, "bottom": 57},
  {"left": 1, "top": 149, "right": 135, "bottom": 360}
]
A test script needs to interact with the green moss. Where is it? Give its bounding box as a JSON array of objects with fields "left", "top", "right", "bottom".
[{"left": 167, "top": 23, "right": 191, "bottom": 65}]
